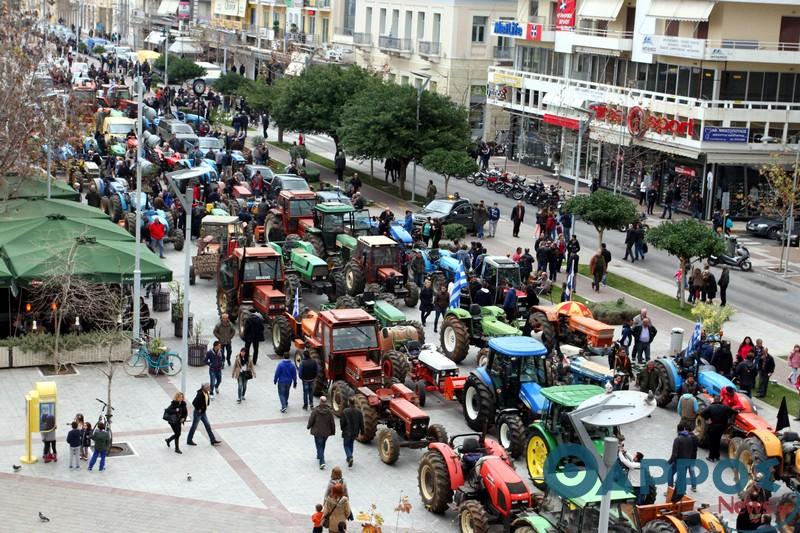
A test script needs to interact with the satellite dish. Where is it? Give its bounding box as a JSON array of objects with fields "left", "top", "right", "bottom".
[{"left": 576, "top": 390, "right": 656, "bottom": 427}]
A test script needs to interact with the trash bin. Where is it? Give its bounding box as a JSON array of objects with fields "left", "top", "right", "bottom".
[
  {"left": 152, "top": 289, "right": 170, "bottom": 313},
  {"left": 670, "top": 327, "right": 684, "bottom": 355}
]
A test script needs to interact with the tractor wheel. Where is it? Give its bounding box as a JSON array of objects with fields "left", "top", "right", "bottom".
[
  {"left": 415, "top": 380, "right": 427, "bottom": 407},
  {"left": 653, "top": 361, "right": 675, "bottom": 408},
  {"left": 307, "top": 233, "right": 325, "bottom": 258},
  {"left": 440, "top": 316, "right": 470, "bottom": 363},
  {"left": 237, "top": 308, "right": 251, "bottom": 339},
  {"left": 736, "top": 437, "right": 773, "bottom": 490},
  {"left": 109, "top": 194, "right": 123, "bottom": 223},
  {"left": 124, "top": 212, "right": 137, "bottom": 235},
  {"left": 310, "top": 349, "right": 327, "bottom": 397},
  {"left": 418, "top": 450, "right": 453, "bottom": 514},
  {"left": 728, "top": 436, "right": 743, "bottom": 459},
  {"left": 476, "top": 348, "right": 489, "bottom": 368},
  {"left": 189, "top": 266, "right": 196, "bottom": 286},
  {"left": 171, "top": 230, "right": 184, "bottom": 251},
  {"left": 458, "top": 500, "right": 490, "bottom": 533},
  {"left": 427, "top": 423, "right": 448, "bottom": 444},
  {"left": 528, "top": 312, "right": 556, "bottom": 350},
  {"left": 404, "top": 282, "right": 420, "bottom": 308},
  {"left": 285, "top": 233, "right": 301, "bottom": 247},
  {"left": 378, "top": 428, "right": 401, "bottom": 465},
  {"left": 335, "top": 295, "right": 359, "bottom": 309},
  {"left": 400, "top": 320, "right": 425, "bottom": 344},
  {"left": 694, "top": 397, "right": 710, "bottom": 447},
  {"left": 463, "top": 374, "right": 495, "bottom": 432},
  {"left": 331, "top": 269, "right": 346, "bottom": 300},
  {"left": 430, "top": 272, "right": 447, "bottom": 293},
  {"left": 381, "top": 349, "right": 410, "bottom": 383},
  {"left": 344, "top": 260, "right": 366, "bottom": 296},
  {"left": 514, "top": 528, "right": 535, "bottom": 533},
  {"left": 285, "top": 273, "right": 301, "bottom": 309},
  {"left": 365, "top": 282, "right": 383, "bottom": 294},
  {"left": 377, "top": 292, "right": 398, "bottom": 307},
  {"left": 642, "top": 519, "right": 679, "bottom": 533},
  {"left": 353, "top": 395, "right": 378, "bottom": 443},
  {"left": 271, "top": 315, "right": 292, "bottom": 357},
  {"left": 329, "top": 380, "right": 352, "bottom": 417},
  {"left": 526, "top": 426, "right": 553, "bottom": 489},
  {"left": 498, "top": 412, "right": 527, "bottom": 459}
]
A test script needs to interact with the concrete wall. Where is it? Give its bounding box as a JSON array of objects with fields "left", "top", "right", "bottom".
[{"left": 6, "top": 341, "right": 129, "bottom": 369}]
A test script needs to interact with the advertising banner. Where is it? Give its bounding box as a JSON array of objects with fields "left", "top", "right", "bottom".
[
  {"left": 177, "top": 0, "right": 191, "bottom": 20},
  {"left": 555, "top": 0, "right": 576, "bottom": 30},
  {"left": 702, "top": 127, "right": 749, "bottom": 143},
  {"left": 213, "top": 0, "right": 246, "bottom": 18}
]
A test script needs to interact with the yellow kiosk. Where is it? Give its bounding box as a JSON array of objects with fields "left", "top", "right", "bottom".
[{"left": 21, "top": 382, "right": 58, "bottom": 464}]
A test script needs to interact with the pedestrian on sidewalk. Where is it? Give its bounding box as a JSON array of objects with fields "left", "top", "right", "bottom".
[
  {"left": 633, "top": 224, "right": 646, "bottom": 261},
  {"left": 638, "top": 180, "right": 647, "bottom": 205},
  {"left": 433, "top": 286, "right": 449, "bottom": 333},
  {"left": 232, "top": 348, "right": 255, "bottom": 403},
  {"left": 623, "top": 227, "right": 636, "bottom": 262},
  {"left": 186, "top": 383, "right": 222, "bottom": 446},
  {"left": 689, "top": 267, "right": 704, "bottom": 304},
  {"left": 340, "top": 398, "right": 364, "bottom": 468},
  {"left": 646, "top": 185, "right": 658, "bottom": 215},
  {"left": 243, "top": 311, "right": 265, "bottom": 365},
  {"left": 431, "top": 219, "right": 442, "bottom": 249},
  {"left": 67, "top": 421, "right": 82, "bottom": 469},
  {"left": 213, "top": 313, "right": 236, "bottom": 366},
  {"left": 426, "top": 180, "right": 437, "bottom": 202},
  {"left": 510, "top": 201, "right": 525, "bottom": 238},
  {"left": 788, "top": 345, "right": 800, "bottom": 385},
  {"left": 632, "top": 318, "right": 657, "bottom": 364},
  {"left": 600, "top": 243, "right": 611, "bottom": 286},
  {"left": 149, "top": 217, "right": 167, "bottom": 258},
  {"left": 312, "top": 503, "right": 324, "bottom": 533},
  {"left": 667, "top": 423, "right": 698, "bottom": 496},
  {"left": 702, "top": 270, "right": 717, "bottom": 304},
  {"left": 299, "top": 350, "right": 319, "bottom": 410},
  {"left": 560, "top": 210, "right": 572, "bottom": 240},
  {"left": 735, "top": 353, "right": 757, "bottom": 397},
  {"left": 737, "top": 336, "right": 755, "bottom": 363},
  {"left": 164, "top": 392, "right": 188, "bottom": 453},
  {"left": 711, "top": 341, "right": 734, "bottom": 379},
  {"left": 204, "top": 341, "right": 224, "bottom": 396},
  {"left": 419, "top": 279, "right": 434, "bottom": 327},
  {"left": 334, "top": 151, "right": 346, "bottom": 183},
  {"left": 88, "top": 422, "right": 111, "bottom": 471},
  {"left": 324, "top": 467, "right": 350, "bottom": 499},
  {"left": 487, "top": 202, "right": 500, "bottom": 238},
  {"left": 589, "top": 249, "right": 606, "bottom": 292},
  {"left": 80, "top": 421, "right": 92, "bottom": 461},
  {"left": 474, "top": 201, "right": 488, "bottom": 239},
  {"left": 700, "top": 397, "right": 735, "bottom": 461},
  {"left": 718, "top": 267, "right": 730, "bottom": 306},
  {"left": 41, "top": 414, "right": 57, "bottom": 463},
  {"left": 384, "top": 158, "right": 395, "bottom": 183},
  {"left": 274, "top": 352, "right": 298, "bottom": 413},
  {"left": 755, "top": 347, "right": 775, "bottom": 398},
  {"left": 322, "top": 483, "right": 352, "bottom": 532},
  {"left": 307, "top": 396, "right": 336, "bottom": 469},
  {"left": 661, "top": 186, "right": 674, "bottom": 219}
]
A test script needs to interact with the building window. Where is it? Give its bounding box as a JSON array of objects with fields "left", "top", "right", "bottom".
[
  {"left": 322, "top": 18, "right": 329, "bottom": 43},
  {"left": 391, "top": 9, "right": 399, "bottom": 36},
  {"left": 344, "top": 0, "right": 356, "bottom": 34},
  {"left": 529, "top": 0, "right": 539, "bottom": 19},
  {"left": 665, "top": 20, "right": 679, "bottom": 36},
  {"left": 433, "top": 13, "right": 441, "bottom": 42},
  {"left": 472, "top": 16, "right": 487, "bottom": 43},
  {"left": 694, "top": 21, "right": 708, "bottom": 39},
  {"left": 365, "top": 7, "right": 372, "bottom": 33},
  {"left": 379, "top": 8, "right": 386, "bottom": 35},
  {"left": 722, "top": 71, "right": 747, "bottom": 100},
  {"left": 779, "top": 73, "right": 795, "bottom": 102},
  {"left": 404, "top": 11, "right": 412, "bottom": 40},
  {"left": 417, "top": 11, "right": 425, "bottom": 40}
]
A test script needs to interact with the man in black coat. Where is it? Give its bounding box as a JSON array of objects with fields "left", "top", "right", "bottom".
[
  {"left": 700, "top": 396, "right": 736, "bottom": 461},
  {"left": 510, "top": 201, "right": 525, "bottom": 238},
  {"left": 298, "top": 350, "right": 319, "bottom": 410},
  {"left": 243, "top": 311, "right": 265, "bottom": 365},
  {"left": 334, "top": 151, "right": 346, "bottom": 182},
  {"left": 668, "top": 423, "right": 698, "bottom": 500},
  {"left": 623, "top": 228, "right": 636, "bottom": 262},
  {"left": 735, "top": 353, "right": 757, "bottom": 397},
  {"left": 186, "top": 383, "right": 222, "bottom": 446},
  {"left": 755, "top": 347, "right": 775, "bottom": 398},
  {"left": 340, "top": 397, "right": 364, "bottom": 468}
]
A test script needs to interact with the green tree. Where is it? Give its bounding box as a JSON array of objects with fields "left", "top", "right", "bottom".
[
  {"left": 422, "top": 149, "right": 478, "bottom": 196},
  {"left": 153, "top": 54, "right": 206, "bottom": 84},
  {"left": 561, "top": 190, "right": 638, "bottom": 248},
  {"left": 757, "top": 160, "right": 800, "bottom": 269},
  {"left": 339, "top": 83, "right": 471, "bottom": 195},
  {"left": 645, "top": 219, "right": 726, "bottom": 307},
  {"left": 213, "top": 72, "right": 248, "bottom": 94},
  {"left": 270, "top": 65, "right": 376, "bottom": 151},
  {"left": 237, "top": 79, "right": 272, "bottom": 115}
]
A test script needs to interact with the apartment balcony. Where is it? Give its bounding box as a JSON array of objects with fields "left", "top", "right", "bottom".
[
  {"left": 352, "top": 32, "right": 372, "bottom": 48},
  {"left": 378, "top": 36, "right": 412, "bottom": 55},
  {"left": 417, "top": 40, "right": 440, "bottom": 58},
  {"left": 643, "top": 34, "right": 800, "bottom": 64},
  {"left": 303, "top": 0, "right": 330, "bottom": 9},
  {"left": 493, "top": 46, "right": 513, "bottom": 62},
  {"left": 554, "top": 26, "right": 632, "bottom": 56}
]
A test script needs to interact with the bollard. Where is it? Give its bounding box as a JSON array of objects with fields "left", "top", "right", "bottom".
[{"left": 670, "top": 327, "right": 684, "bottom": 355}]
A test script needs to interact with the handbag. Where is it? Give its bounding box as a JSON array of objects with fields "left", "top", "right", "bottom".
[
  {"left": 240, "top": 369, "right": 253, "bottom": 380},
  {"left": 322, "top": 499, "right": 340, "bottom": 529},
  {"left": 162, "top": 408, "right": 178, "bottom": 425}
]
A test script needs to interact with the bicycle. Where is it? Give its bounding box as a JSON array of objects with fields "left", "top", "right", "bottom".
[
  {"left": 124, "top": 339, "right": 183, "bottom": 377},
  {"left": 95, "top": 397, "right": 114, "bottom": 447}
]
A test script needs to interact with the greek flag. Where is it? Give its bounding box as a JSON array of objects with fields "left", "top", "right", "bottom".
[
  {"left": 687, "top": 321, "right": 702, "bottom": 355},
  {"left": 293, "top": 286, "right": 300, "bottom": 318},
  {"left": 565, "top": 263, "right": 574, "bottom": 299},
  {"left": 450, "top": 263, "right": 467, "bottom": 309}
]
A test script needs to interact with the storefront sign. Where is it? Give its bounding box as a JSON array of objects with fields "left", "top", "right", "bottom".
[
  {"left": 702, "top": 127, "right": 749, "bottom": 143},
  {"left": 177, "top": 0, "right": 190, "bottom": 20},
  {"left": 486, "top": 85, "right": 508, "bottom": 100},
  {"left": 491, "top": 72, "right": 523, "bottom": 88},
  {"left": 675, "top": 165, "right": 697, "bottom": 177},
  {"left": 589, "top": 103, "right": 696, "bottom": 138},
  {"left": 641, "top": 35, "right": 705, "bottom": 60},
  {"left": 214, "top": 0, "right": 246, "bottom": 17},
  {"left": 544, "top": 114, "right": 580, "bottom": 130},
  {"left": 555, "top": 0, "right": 576, "bottom": 30},
  {"left": 491, "top": 20, "right": 543, "bottom": 41}
]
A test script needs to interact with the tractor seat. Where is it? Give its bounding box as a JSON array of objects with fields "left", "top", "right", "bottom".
[
  {"left": 681, "top": 511, "right": 705, "bottom": 533},
  {"left": 405, "top": 341, "right": 421, "bottom": 356},
  {"left": 469, "top": 304, "right": 481, "bottom": 317},
  {"left": 362, "top": 291, "right": 377, "bottom": 305},
  {"left": 782, "top": 431, "right": 800, "bottom": 442}
]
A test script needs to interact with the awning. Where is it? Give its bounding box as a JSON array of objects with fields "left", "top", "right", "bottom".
[
  {"left": 542, "top": 91, "right": 589, "bottom": 110},
  {"left": 168, "top": 37, "right": 203, "bottom": 55},
  {"left": 647, "top": 0, "right": 715, "bottom": 22},
  {"left": 157, "top": 0, "right": 179, "bottom": 16},
  {"left": 578, "top": 0, "right": 625, "bottom": 21},
  {"left": 145, "top": 30, "right": 165, "bottom": 45}
]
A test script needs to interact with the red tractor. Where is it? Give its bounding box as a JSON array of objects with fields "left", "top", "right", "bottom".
[
  {"left": 403, "top": 341, "right": 466, "bottom": 407},
  {"left": 216, "top": 246, "right": 291, "bottom": 338},
  {"left": 343, "top": 235, "right": 420, "bottom": 307},
  {"left": 272, "top": 308, "right": 448, "bottom": 464},
  {"left": 263, "top": 190, "right": 317, "bottom": 242},
  {"left": 418, "top": 433, "right": 537, "bottom": 532},
  {"left": 96, "top": 84, "right": 137, "bottom": 112}
]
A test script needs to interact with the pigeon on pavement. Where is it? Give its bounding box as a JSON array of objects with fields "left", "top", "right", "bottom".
[
  {"left": 12, "top": 465, "right": 21, "bottom": 471},
  {"left": 39, "top": 512, "right": 50, "bottom": 522}
]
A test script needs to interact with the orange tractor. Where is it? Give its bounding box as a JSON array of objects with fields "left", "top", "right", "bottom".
[
  {"left": 528, "top": 301, "right": 615, "bottom": 353},
  {"left": 261, "top": 190, "right": 317, "bottom": 243}
]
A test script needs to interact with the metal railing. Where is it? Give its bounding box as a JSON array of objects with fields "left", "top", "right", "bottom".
[
  {"left": 493, "top": 46, "right": 513, "bottom": 59},
  {"left": 706, "top": 38, "right": 799, "bottom": 52},
  {"left": 378, "top": 36, "right": 412, "bottom": 52},
  {"left": 352, "top": 32, "right": 372, "bottom": 46},
  {"left": 304, "top": 0, "right": 331, "bottom": 8},
  {"left": 335, "top": 26, "right": 353, "bottom": 37},
  {"left": 417, "top": 40, "right": 440, "bottom": 56}
]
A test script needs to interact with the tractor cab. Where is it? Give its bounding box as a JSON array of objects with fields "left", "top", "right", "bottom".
[
  {"left": 539, "top": 385, "right": 611, "bottom": 444},
  {"left": 217, "top": 247, "right": 285, "bottom": 322},
  {"left": 312, "top": 202, "right": 370, "bottom": 256},
  {"left": 481, "top": 337, "right": 551, "bottom": 414},
  {"left": 276, "top": 190, "right": 317, "bottom": 235},
  {"left": 199, "top": 215, "right": 245, "bottom": 258},
  {"left": 355, "top": 235, "right": 403, "bottom": 285},
  {"left": 97, "top": 84, "right": 135, "bottom": 111},
  {"left": 480, "top": 256, "right": 527, "bottom": 310}
]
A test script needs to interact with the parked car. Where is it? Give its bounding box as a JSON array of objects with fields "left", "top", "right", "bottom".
[
  {"left": 746, "top": 215, "right": 800, "bottom": 239},
  {"left": 413, "top": 197, "right": 475, "bottom": 232},
  {"left": 269, "top": 175, "right": 311, "bottom": 200},
  {"left": 243, "top": 165, "right": 275, "bottom": 185},
  {"left": 315, "top": 189, "right": 352, "bottom": 206},
  {"left": 196, "top": 136, "right": 225, "bottom": 156},
  {"left": 157, "top": 119, "right": 199, "bottom": 148}
]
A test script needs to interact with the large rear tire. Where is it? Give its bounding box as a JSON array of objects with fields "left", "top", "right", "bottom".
[
  {"left": 427, "top": 423, "right": 448, "bottom": 444},
  {"left": 418, "top": 450, "right": 453, "bottom": 514},
  {"left": 381, "top": 349, "right": 410, "bottom": 383},
  {"left": 378, "top": 428, "right": 401, "bottom": 465},
  {"left": 528, "top": 312, "right": 556, "bottom": 350},
  {"left": 335, "top": 295, "right": 359, "bottom": 309},
  {"left": 463, "top": 374, "right": 495, "bottom": 432},
  {"left": 404, "top": 282, "right": 420, "bottom": 308},
  {"left": 307, "top": 233, "right": 325, "bottom": 258},
  {"left": 344, "top": 259, "right": 366, "bottom": 296},
  {"left": 109, "top": 194, "right": 123, "bottom": 223},
  {"left": 171, "top": 229, "right": 184, "bottom": 251},
  {"left": 498, "top": 411, "right": 527, "bottom": 459},
  {"left": 694, "top": 398, "right": 710, "bottom": 448},
  {"left": 329, "top": 380, "right": 352, "bottom": 417},
  {"left": 642, "top": 519, "right": 679, "bottom": 533},
  {"left": 353, "top": 395, "right": 377, "bottom": 443},
  {"left": 285, "top": 273, "right": 301, "bottom": 309},
  {"left": 271, "top": 315, "right": 292, "bottom": 356},
  {"left": 458, "top": 500, "right": 490, "bottom": 533},
  {"left": 124, "top": 212, "right": 137, "bottom": 235},
  {"left": 736, "top": 436, "right": 773, "bottom": 491},
  {"left": 331, "top": 269, "right": 346, "bottom": 300},
  {"left": 440, "top": 316, "right": 470, "bottom": 363},
  {"left": 653, "top": 360, "right": 675, "bottom": 408}
]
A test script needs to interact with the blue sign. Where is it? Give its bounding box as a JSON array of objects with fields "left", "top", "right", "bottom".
[
  {"left": 702, "top": 127, "right": 749, "bottom": 143},
  {"left": 492, "top": 21, "right": 525, "bottom": 38}
]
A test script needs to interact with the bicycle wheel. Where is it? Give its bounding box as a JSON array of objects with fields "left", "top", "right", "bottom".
[
  {"left": 123, "top": 353, "right": 147, "bottom": 376},
  {"left": 165, "top": 353, "right": 183, "bottom": 376}
]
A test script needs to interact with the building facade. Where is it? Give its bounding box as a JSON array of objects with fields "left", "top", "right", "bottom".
[
  {"left": 334, "top": 0, "right": 517, "bottom": 138},
  {"left": 486, "top": 0, "right": 800, "bottom": 218}
]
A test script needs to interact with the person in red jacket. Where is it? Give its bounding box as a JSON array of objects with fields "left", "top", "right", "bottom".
[{"left": 149, "top": 218, "right": 166, "bottom": 258}]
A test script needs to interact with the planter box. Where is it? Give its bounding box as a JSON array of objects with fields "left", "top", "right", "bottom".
[
  {"left": 0, "top": 347, "right": 9, "bottom": 368},
  {"left": 10, "top": 340, "right": 129, "bottom": 368}
]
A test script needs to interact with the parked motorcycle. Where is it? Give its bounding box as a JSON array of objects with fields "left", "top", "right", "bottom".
[{"left": 708, "top": 238, "right": 752, "bottom": 271}]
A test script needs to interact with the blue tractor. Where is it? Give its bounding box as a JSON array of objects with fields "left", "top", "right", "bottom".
[
  {"left": 653, "top": 336, "right": 736, "bottom": 407},
  {"left": 125, "top": 207, "right": 185, "bottom": 251},
  {"left": 461, "top": 336, "right": 551, "bottom": 458},
  {"left": 93, "top": 177, "right": 144, "bottom": 223},
  {"left": 409, "top": 248, "right": 457, "bottom": 292},
  {"left": 367, "top": 219, "right": 413, "bottom": 247}
]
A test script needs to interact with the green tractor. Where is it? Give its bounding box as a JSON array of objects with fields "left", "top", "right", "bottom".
[
  {"left": 306, "top": 202, "right": 372, "bottom": 268},
  {"left": 439, "top": 303, "right": 520, "bottom": 364},
  {"left": 524, "top": 385, "right": 609, "bottom": 490},
  {"left": 269, "top": 239, "right": 342, "bottom": 305}
]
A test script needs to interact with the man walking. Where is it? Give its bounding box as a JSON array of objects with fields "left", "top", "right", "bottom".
[
  {"left": 433, "top": 286, "right": 450, "bottom": 333},
  {"left": 700, "top": 396, "right": 735, "bottom": 462},
  {"left": 632, "top": 318, "right": 657, "bottom": 364},
  {"left": 299, "top": 350, "right": 319, "bottom": 410},
  {"left": 510, "top": 201, "right": 525, "bottom": 238},
  {"left": 273, "top": 352, "right": 297, "bottom": 413},
  {"left": 149, "top": 217, "right": 167, "bottom": 259},
  {"left": 661, "top": 186, "right": 674, "bottom": 219},
  {"left": 187, "top": 383, "right": 222, "bottom": 446},
  {"left": 426, "top": 180, "right": 437, "bottom": 202},
  {"left": 755, "top": 347, "right": 775, "bottom": 398},
  {"left": 334, "top": 151, "right": 346, "bottom": 183},
  {"left": 589, "top": 249, "right": 606, "bottom": 292},
  {"left": 487, "top": 202, "right": 500, "bottom": 238},
  {"left": 307, "top": 396, "right": 336, "bottom": 469},
  {"left": 474, "top": 200, "right": 488, "bottom": 239},
  {"left": 88, "top": 422, "right": 111, "bottom": 471},
  {"left": 668, "top": 423, "right": 698, "bottom": 497},
  {"left": 204, "top": 341, "right": 225, "bottom": 396},
  {"left": 213, "top": 313, "right": 236, "bottom": 366},
  {"left": 340, "top": 397, "right": 364, "bottom": 468},
  {"left": 243, "top": 311, "right": 265, "bottom": 364}
]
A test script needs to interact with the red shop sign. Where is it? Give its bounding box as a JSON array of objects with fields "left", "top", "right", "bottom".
[
  {"left": 589, "top": 104, "right": 695, "bottom": 138},
  {"left": 544, "top": 114, "right": 580, "bottom": 130},
  {"left": 674, "top": 165, "right": 696, "bottom": 177}
]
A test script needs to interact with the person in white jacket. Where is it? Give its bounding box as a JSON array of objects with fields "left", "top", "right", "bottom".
[{"left": 618, "top": 438, "right": 649, "bottom": 504}]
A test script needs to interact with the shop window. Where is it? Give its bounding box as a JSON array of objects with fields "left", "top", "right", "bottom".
[
  {"left": 763, "top": 73, "right": 778, "bottom": 102},
  {"left": 677, "top": 66, "right": 691, "bottom": 97},
  {"left": 646, "top": 63, "right": 657, "bottom": 92},
  {"left": 747, "top": 72, "right": 764, "bottom": 101},
  {"left": 666, "top": 65, "right": 678, "bottom": 95},
  {"left": 689, "top": 68, "right": 701, "bottom": 99},
  {"left": 722, "top": 71, "right": 747, "bottom": 100},
  {"left": 778, "top": 73, "right": 795, "bottom": 102}
]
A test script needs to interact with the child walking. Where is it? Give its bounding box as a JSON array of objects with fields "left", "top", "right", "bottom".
[
  {"left": 311, "top": 503, "right": 323, "bottom": 533},
  {"left": 66, "top": 422, "right": 82, "bottom": 469}
]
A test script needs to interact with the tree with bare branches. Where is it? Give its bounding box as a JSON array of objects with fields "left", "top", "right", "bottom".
[{"left": 758, "top": 160, "right": 800, "bottom": 270}]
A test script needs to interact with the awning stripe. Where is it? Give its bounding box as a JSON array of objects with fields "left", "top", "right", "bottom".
[
  {"left": 647, "top": 0, "right": 715, "bottom": 22},
  {"left": 578, "top": 0, "right": 625, "bottom": 21}
]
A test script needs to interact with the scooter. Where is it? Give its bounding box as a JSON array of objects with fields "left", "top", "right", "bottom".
[{"left": 708, "top": 240, "right": 752, "bottom": 271}]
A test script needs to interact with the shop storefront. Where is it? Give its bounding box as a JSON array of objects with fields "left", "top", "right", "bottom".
[{"left": 713, "top": 165, "right": 769, "bottom": 219}]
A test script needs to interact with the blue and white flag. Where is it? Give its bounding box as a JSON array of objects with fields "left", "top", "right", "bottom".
[
  {"left": 450, "top": 262, "right": 467, "bottom": 309},
  {"left": 687, "top": 321, "right": 702, "bottom": 355},
  {"left": 293, "top": 286, "right": 300, "bottom": 318},
  {"left": 565, "top": 263, "right": 575, "bottom": 299}
]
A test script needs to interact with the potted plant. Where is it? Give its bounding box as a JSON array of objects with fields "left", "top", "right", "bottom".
[
  {"left": 169, "top": 281, "right": 184, "bottom": 324},
  {"left": 187, "top": 320, "right": 207, "bottom": 367}
]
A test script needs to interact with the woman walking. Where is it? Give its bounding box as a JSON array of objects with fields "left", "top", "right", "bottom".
[
  {"left": 789, "top": 345, "right": 800, "bottom": 385},
  {"left": 232, "top": 348, "right": 255, "bottom": 403},
  {"left": 322, "top": 483, "right": 351, "bottom": 533},
  {"left": 419, "top": 279, "right": 433, "bottom": 327},
  {"left": 323, "top": 466, "right": 349, "bottom": 499},
  {"left": 164, "top": 392, "right": 188, "bottom": 454}
]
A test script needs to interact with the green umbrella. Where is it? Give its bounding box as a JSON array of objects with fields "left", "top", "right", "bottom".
[
  {"left": 0, "top": 215, "right": 133, "bottom": 248},
  {"left": 0, "top": 257, "right": 12, "bottom": 288},
  {"left": 0, "top": 198, "right": 107, "bottom": 220},
  {"left": 0, "top": 175, "right": 80, "bottom": 201},
  {"left": 3, "top": 235, "right": 172, "bottom": 284}
]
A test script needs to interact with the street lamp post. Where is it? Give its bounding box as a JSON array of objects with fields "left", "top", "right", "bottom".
[
  {"left": 132, "top": 65, "right": 143, "bottom": 340},
  {"left": 411, "top": 72, "right": 431, "bottom": 203},
  {"left": 163, "top": 27, "right": 169, "bottom": 89}
]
